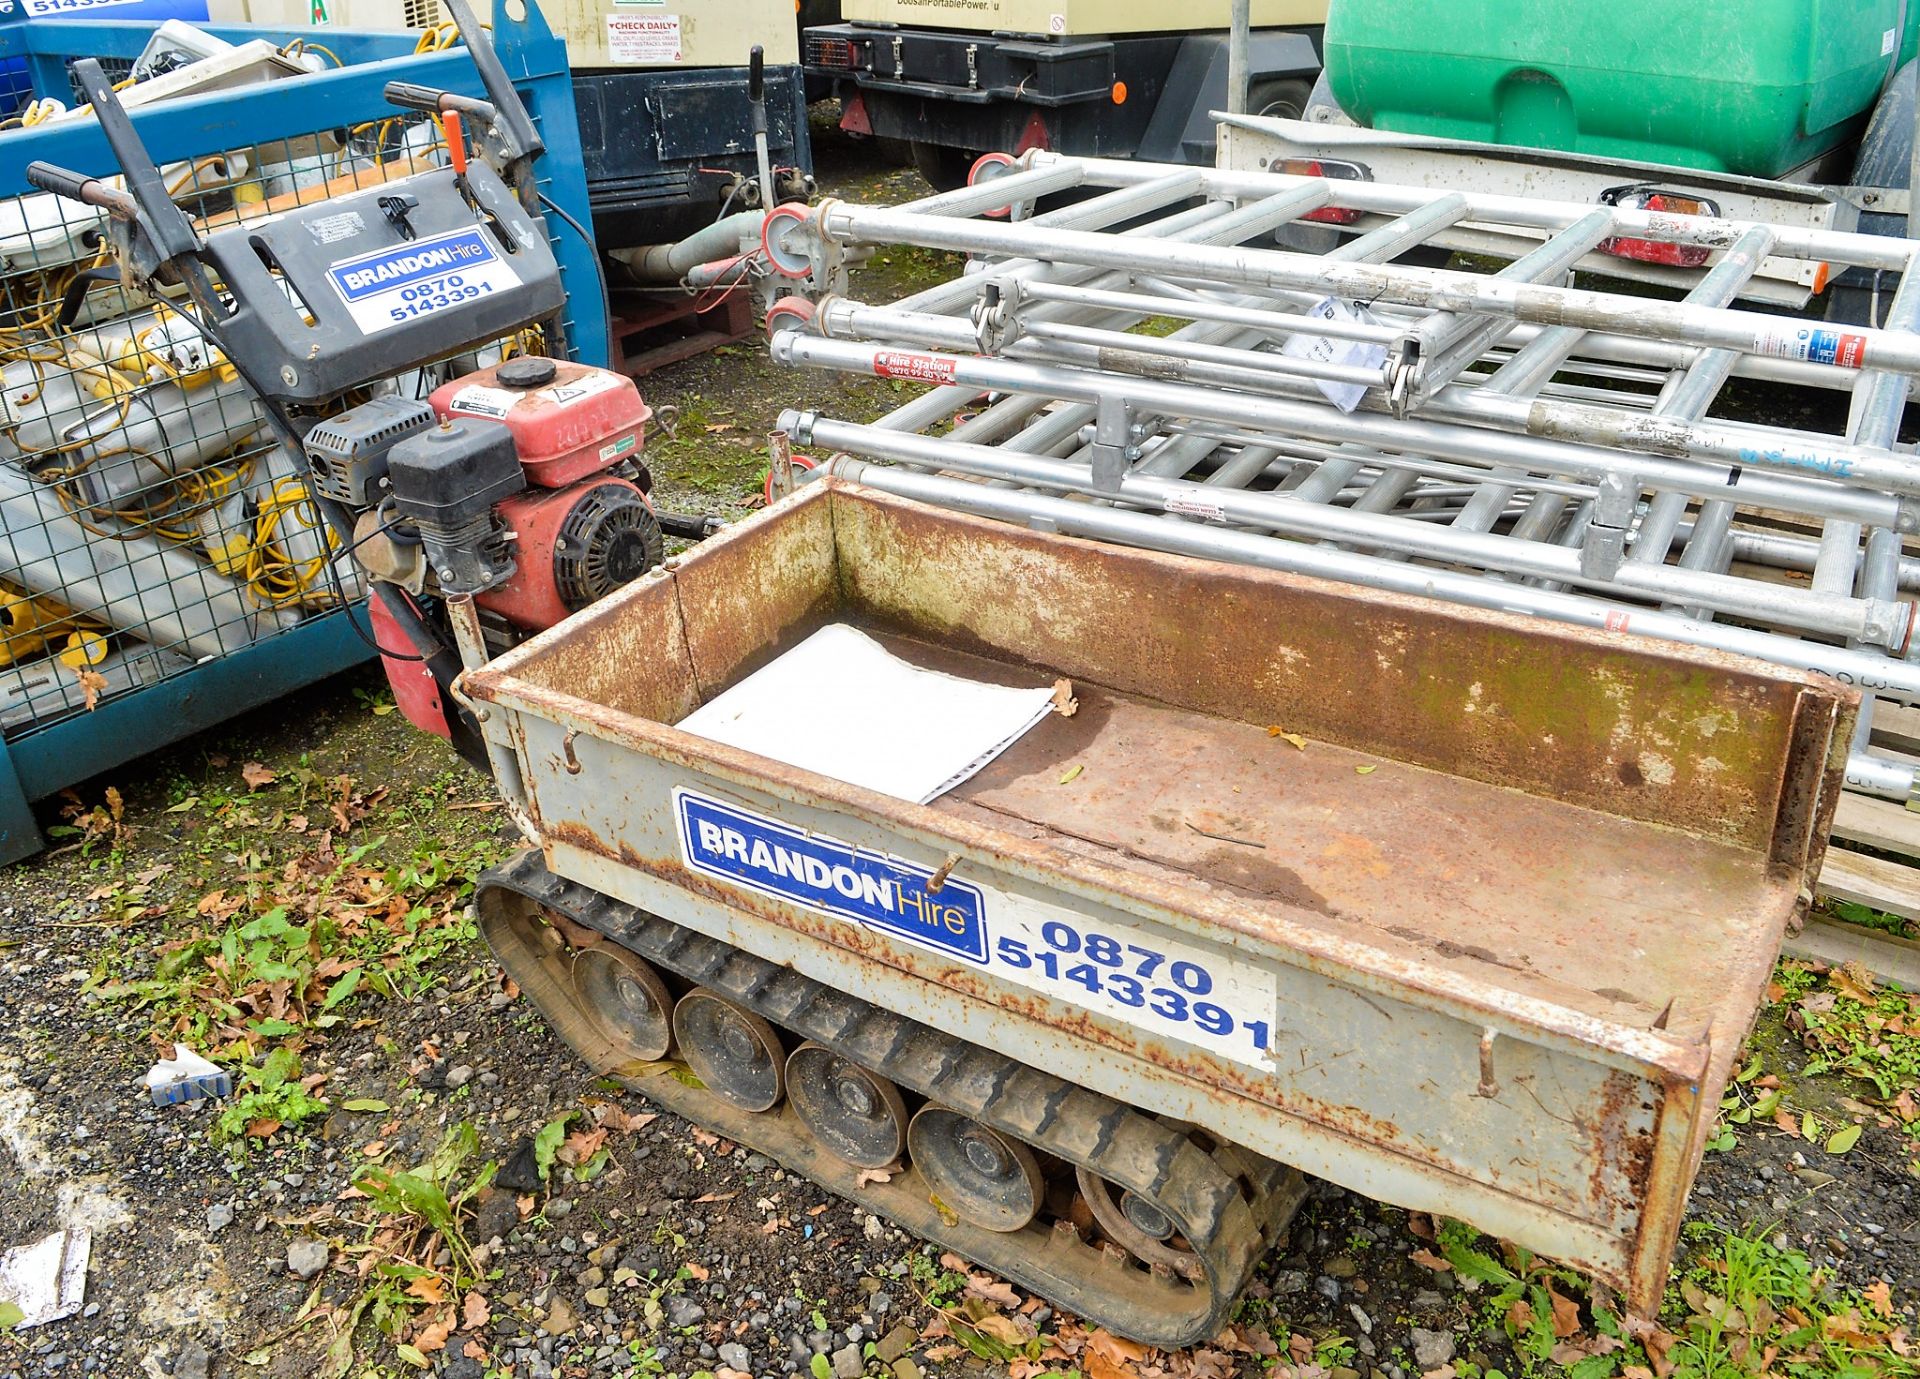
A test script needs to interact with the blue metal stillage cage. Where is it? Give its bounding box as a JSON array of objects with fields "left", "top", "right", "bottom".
[{"left": 0, "top": 0, "right": 604, "bottom": 861}]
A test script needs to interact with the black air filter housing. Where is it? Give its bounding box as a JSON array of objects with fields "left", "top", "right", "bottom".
[{"left": 387, "top": 417, "right": 526, "bottom": 532}]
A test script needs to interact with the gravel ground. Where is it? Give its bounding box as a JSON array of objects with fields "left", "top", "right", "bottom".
[{"left": 1, "top": 117, "right": 1918, "bottom": 1379}]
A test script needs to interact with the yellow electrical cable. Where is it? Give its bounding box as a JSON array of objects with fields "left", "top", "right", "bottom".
[
  {"left": 242, "top": 476, "right": 339, "bottom": 605},
  {"left": 281, "top": 37, "right": 345, "bottom": 67}
]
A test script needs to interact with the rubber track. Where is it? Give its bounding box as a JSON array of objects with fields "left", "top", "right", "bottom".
[{"left": 478, "top": 850, "right": 1306, "bottom": 1348}]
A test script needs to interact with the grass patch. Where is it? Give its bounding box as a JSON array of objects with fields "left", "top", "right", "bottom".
[
  {"left": 82, "top": 774, "right": 505, "bottom": 1156},
  {"left": 1824, "top": 899, "right": 1917, "bottom": 941},
  {"left": 1772, "top": 959, "right": 1920, "bottom": 1155},
  {"left": 1429, "top": 1217, "right": 1919, "bottom": 1379}
]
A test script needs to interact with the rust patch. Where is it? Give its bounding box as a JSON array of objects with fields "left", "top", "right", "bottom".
[{"left": 1192, "top": 849, "right": 1337, "bottom": 917}]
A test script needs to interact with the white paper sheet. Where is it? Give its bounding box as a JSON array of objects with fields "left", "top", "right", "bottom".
[
  {"left": 0, "top": 1226, "right": 90, "bottom": 1329},
  {"left": 676, "top": 624, "right": 1057, "bottom": 804}
]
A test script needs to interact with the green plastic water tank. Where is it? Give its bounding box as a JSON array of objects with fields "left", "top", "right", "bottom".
[{"left": 1323, "top": 1, "right": 1920, "bottom": 176}]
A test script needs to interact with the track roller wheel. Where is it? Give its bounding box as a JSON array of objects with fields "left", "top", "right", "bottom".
[
  {"left": 786, "top": 1042, "right": 909, "bottom": 1169},
  {"left": 571, "top": 944, "right": 675, "bottom": 1063},
  {"left": 672, "top": 987, "right": 786, "bottom": 1111},
  {"left": 907, "top": 1105, "right": 1044, "bottom": 1232},
  {"left": 1076, "top": 1164, "right": 1204, "bottom": 1279}
]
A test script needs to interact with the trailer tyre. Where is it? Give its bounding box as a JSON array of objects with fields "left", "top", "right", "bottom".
[
  {"left": 1247, "top": 78, "right": 1312, "bottom": 122},
  {"left": 911, "top": 141, "right": 982, "bottom": 193}
]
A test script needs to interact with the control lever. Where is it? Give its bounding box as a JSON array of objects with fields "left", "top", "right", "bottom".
[{"left": 748, "top": 45, "right": 775, "bottom": 211}]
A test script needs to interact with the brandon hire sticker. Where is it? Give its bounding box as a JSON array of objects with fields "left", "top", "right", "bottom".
[
  {"left": 673, "top": 789, "right": 1277, "bottom": 1067},
  {"left": 325, "top": 227, "right": 519, "bottom": 336}
]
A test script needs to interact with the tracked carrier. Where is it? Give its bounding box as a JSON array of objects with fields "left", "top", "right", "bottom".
[
  {"left": 462, "top": 478, "right": 1850, "bottom": 1341},
  {"left": 31, "top": 22, "right": 1871, "bottom": 1339}
]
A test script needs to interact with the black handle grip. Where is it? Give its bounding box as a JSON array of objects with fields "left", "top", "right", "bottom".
[
  {"left": 383, "top": 79, "right": 445, "bottom": 112},
  {"left": 25, "top": 160, "right": 95, "bottom": 202},
  {"left": 749, "top": 45, "right": 765, "bottom": 102},
  {"left": 26, "top": 160, "right": 137, "bottom": 218},
  {"left": 383, "top": 80, "right": 498, "bottom": 125}
]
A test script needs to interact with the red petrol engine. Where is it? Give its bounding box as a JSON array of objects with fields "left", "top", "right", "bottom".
[
  {"left": 429, "top": 356, "right": 663, "bottom": 631},
  {"left": 329, "top": 355, "right": 662, "bottom": 744}
]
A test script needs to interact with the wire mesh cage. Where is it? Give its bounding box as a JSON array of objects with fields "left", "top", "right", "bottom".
[
  {"left": 0, "top": 3, "right": 599, "bottom": 858},
  {"left": 0, "top": 115, "right": 547, "bottom": 733}
]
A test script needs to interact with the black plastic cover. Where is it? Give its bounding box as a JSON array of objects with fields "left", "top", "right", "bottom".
[{"left": 387, "top": 417, "right": 527, "bottom": 530}]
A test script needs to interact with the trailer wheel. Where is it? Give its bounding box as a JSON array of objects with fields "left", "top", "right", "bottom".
[
  {"left": 1248, "top": 78, "right": 1312, "bottom": 122},
  {"left": 911, "top": 141, "right": 982, "bottom": 193}
]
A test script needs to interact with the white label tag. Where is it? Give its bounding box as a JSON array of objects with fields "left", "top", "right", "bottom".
[
  {"left": 324, "top": 227, "right": 520, "bottom": 337},
  {"left": 1885, "top": 26, "right": 1899, "bottom": 56},
  {"left": 674, "top": 789, "right": 1278, "bottom": 1068},
  {"left": 305, "top": 211, "right": 366, "bottom": 246},
  {"left": 606, "top": 13, "right": 683, "bottom": 62},
  {"left": 1163, "top": 494, "right": 1226, "bottom": 521},
  {"left": 536, "top": 370, "right": 623, "bottom": 406},
  {"left": 1281, "top": 297, "right": 1388, "bottom": 413},
  {"left": 448, "top": 384, "right": 519, "bottom": 419}
]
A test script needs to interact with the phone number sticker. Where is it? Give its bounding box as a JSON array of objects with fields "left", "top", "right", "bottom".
[
  {"left": 673, "top": 790, "right": 1276, "bottom": 1069},
  {"left": 325, "top": 227, "right": 520, "bottom": 337},
  {"left": 986, "top": 901, "right": 1277, "bottom": 1069}
]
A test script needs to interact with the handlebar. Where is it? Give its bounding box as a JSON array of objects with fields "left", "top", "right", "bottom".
[
  {"left": 25, "top": 161, "right": 137, "bottom": 217},
  {"left": 383, "top": 80, "right": 498, "bottom": 125},
  {"left": 749, "top": 45, "right": 765, "bottom": 102}
]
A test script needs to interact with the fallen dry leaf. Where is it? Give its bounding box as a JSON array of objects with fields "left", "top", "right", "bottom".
[
  {"left": 413, "top": 1312, "right": 454, "bottom": 1352},
  {"left": 406, "top": 1275, "right": 447, "bottom": 1306},
  {"left": 1548, "top": 1284, "right": 1581, "bottom": 1339},
  {"left": 855, "top": 1168, "right": 893, "bottom": 1187},
  {"left": 240, "top": 761, "right": 276, "bottom": 790},
  {"left": 463, "top": 1291, "right": 491, "bottom": 1329},
  {"left": 597, "top": 1105, "right": 658, "bottom": 1134},
  {"left": 76, "top": 666, "right": 108, "bottom": 711},
  {"left": 1410, "top": 1248, "right": 1452, "bottom": 1272},
  {"left": 976, "top": 1314, "right": 1039, "bottom": 1348},
  {"left": 685, "top": 1261, "right": 711, "bottom": 1282},
  {"left": 965, "top": 1274, "right": 1021, "bottom": 1308},
  {"left": 1087, "top": 1330, "right": 1151, "bottom": 1365},
  {"left": 1051, "top": 679, "right": 1079, "bottom": 717}
]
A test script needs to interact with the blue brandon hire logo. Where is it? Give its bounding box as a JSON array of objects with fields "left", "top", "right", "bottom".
[
  {"left": 327, "top": 228, "right": 498, "bottom": 302},
  {"left": 674, "top": 790, "right": 988, "bottom": 963}
]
